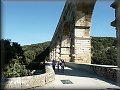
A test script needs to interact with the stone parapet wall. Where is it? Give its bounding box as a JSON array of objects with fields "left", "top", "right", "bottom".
[
  {"left": 65, "top": 62, "right": 119, "bottom": 83},
  {"left": 118, "top": 68, "right": 120, "bottom": 86},
  {"left": 45, "top": 66, "right": 55, "bottom": 84},
  {"left": 2, "top": 66, "right": 55, "bottom": 89}
]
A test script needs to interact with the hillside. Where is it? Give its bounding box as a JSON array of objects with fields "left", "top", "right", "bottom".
[
  {"left": 91, "top": 37, "right": 117, "bottom": 65},
  {"left": 23, "top": 37, "right": 117, "bottom": 65},
  {"left": 1, "top": 37, "right": 117, "bottom": 78},
  {"left": 22, "top": 41, "right": 50, "bottom": 70}
]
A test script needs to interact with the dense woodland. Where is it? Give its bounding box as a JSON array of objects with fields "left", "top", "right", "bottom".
[
  {"left": 1, "top": 39, "right": 50, "bottom": 78},
  {"left": 91, "top": 37, "right": 117, "bottom": 65},
  {"left": 1, "top": 37, "right": 117, "bottom": 78},
  {"left": 1, "top": 39, "right": 32, "bottom": 78}
]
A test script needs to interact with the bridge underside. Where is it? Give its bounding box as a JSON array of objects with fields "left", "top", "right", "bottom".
[{"left": 50, "top": 0, "right": 96, "bottom": 64}]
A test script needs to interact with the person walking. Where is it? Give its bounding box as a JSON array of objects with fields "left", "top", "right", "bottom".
[
  {"left": 57, "top": 61, "right": 60, "bottom": 72},
  {"left": 59, "top": 60, "right": 62, "bottom": 67},
  {"left": 52, "top": 59, "right": 56, "bottom": 71},
  {"left": 59, "top": 59, "right": 62, "bottom": 70},
  {"left": 61, "top": 60, "right": 65, "bottom": 72}
]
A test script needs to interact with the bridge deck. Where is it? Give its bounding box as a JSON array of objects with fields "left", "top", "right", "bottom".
[{"left": 33, "top": 65, "right": 120, "bottom": 89}]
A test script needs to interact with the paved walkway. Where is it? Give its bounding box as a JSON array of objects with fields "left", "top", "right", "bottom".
[{"left": 33, "top": 65, "right": 120, "bottom": 90}]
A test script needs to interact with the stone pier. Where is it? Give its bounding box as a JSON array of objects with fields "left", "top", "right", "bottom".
[{"left": 111, "top": 0, "right": 120, "bottom": 86}]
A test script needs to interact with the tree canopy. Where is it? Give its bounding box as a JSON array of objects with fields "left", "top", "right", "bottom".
[
  {"left": 1, "top": 39, "right": 50, "bottom": 78},
  {"left": 91, "top": 37, "right": 117, "bottom": 65}
]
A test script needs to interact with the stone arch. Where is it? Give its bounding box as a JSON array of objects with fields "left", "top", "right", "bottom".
[{"left": 50, "top": 0, "right": 120, "bottom": 66}]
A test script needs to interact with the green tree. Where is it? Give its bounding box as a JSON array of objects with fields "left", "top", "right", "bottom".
[
  {"left": 91, "top": 37, "right": 117, "bottom": 65},
  {"left": 24, "top": 50, "right": 36, "bottom": 64},
  {"left": 1, "top": 39, "right": 32, "bottom": 78}
]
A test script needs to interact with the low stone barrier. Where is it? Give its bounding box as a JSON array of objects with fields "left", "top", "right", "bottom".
[
  {"left": 2, "top": 65, "right": 55, "bottom": 89},
  {"left": 45, "top": 66, "right": 55, "bottom": 84},
  {"left": 65, "top": 62, "right": 119, "bottom": 83}
]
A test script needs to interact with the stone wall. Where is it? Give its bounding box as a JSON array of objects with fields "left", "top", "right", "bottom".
[
  {"left": 2, "top": 66, "right": 55, "bottom": 89},
  {"left": 45, "top": 66, "right": 55, "bottom": 84},
  {"left": 65, "top": 62, "right": 119, "bottom": 83},
  {"left": 111, "top": 0, "right": 120, "bottom": 86}
]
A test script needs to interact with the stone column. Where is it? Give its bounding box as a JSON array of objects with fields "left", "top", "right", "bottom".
[
  {"left": 49, "top": 48, "right": 54, "bottom": 61},
  {"left": 69, "top": 11, "right": 76, "bottom": 62},
  {"left": 51, "top": 49, "right": 54, "bottom": 60},
  {"left": 116, "top": 3, "right": 120, "bottom": 85},
  {"left": 70, "top": 0, "right": 96, "bottom": 64},
  {"left": 111, "top": 0, "right": 120, "bottom": 86},
  {"left": 73, "top": 10, "right": 91, "bottom": 64},
  {"left": 55, "top": 43, "right": 60, "bottom": 61},
  {"left": 60, "top": 22, "right": 71, "bottom": 62},
  {"left": 53, "top": 47, "right": 56, "bottom": 60},
  {"left": 49, "top": 51, "right": 52, "bottom": 60},
  {"left": 55, "top": 45, "right": 57, "bottom": 60}
]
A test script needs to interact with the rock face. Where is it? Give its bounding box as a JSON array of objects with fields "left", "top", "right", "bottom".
[
  {"left": 50, "top": 0, "right": 96, "bottom": 64},
  {"left": 111, "top": 0, "right": 120, "bottom": 86}
]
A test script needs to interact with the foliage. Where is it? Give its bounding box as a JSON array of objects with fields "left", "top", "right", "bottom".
[
  {"left": 1, "top": 39, "right": 13, "bottom": 65},
  {"left": 4, "top": 58, "right": 31, "bottom": 78},
  {"left": 22, "top": 41, "right": 50, "bottom": 65},
  {"left": 1, "top": 39, "right": 50, "bottom": 78},
  {"left": 1, "top": 39, "right": 32, "bottom": 78},
  {"left": 22, "top": 42, "right": 50, "bottom": 71},
  {"left": 91, "top": 37, "right": 117, "bottom": 65}
]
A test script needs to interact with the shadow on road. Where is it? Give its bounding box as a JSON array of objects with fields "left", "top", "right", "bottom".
[{"left": 54, "top": 66, "right": 118, "bottom": 86}]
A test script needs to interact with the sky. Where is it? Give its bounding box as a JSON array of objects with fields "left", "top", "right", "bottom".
[{"left": 2, "top": 0, "right": 116, "bottom": 46}]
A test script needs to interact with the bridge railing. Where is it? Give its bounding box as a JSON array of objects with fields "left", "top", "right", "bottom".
[
  {"left": 1, "top": 65, "right": 55, "bottom": 89},
  {"left": 65, "top": 62, "right": 119, "bottom": 83}
]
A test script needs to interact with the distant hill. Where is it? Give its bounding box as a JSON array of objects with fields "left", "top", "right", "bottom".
[
  {"left": 22, "top": 41, "right": 50, "bottom": 53},
  {"left": 22, "top": 37, "right": 117, "bottom": 66},
  {"left": 22, "top": 41, "right": 50, "bottom": 66}
]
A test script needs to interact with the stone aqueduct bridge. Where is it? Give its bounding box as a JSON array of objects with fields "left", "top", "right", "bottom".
[
  {"left": 49, "top": 0, "right": 120, "bottom": 85},
  {"left": 50, "top": 0, "right": 96, "bottom": 63},
  {"left": 2, "top": 0, "right": 120, "bottom": 89}
]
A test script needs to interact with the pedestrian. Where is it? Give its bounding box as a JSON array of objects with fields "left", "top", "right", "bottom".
[
  {"left": 59, "top": 60, "right": 62, "bottom": 67},
  {"left": 61, "top": 60, "right": 65, "bottom": 72},
  {"left": 59, "top": 59, "right": 62, "bottom": 70},
  {"left": 57, "top": 61, "right": 60, "bottom": 72},
  {"left": 52, "top": 59, "right": 56, "bottom": 71}
]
